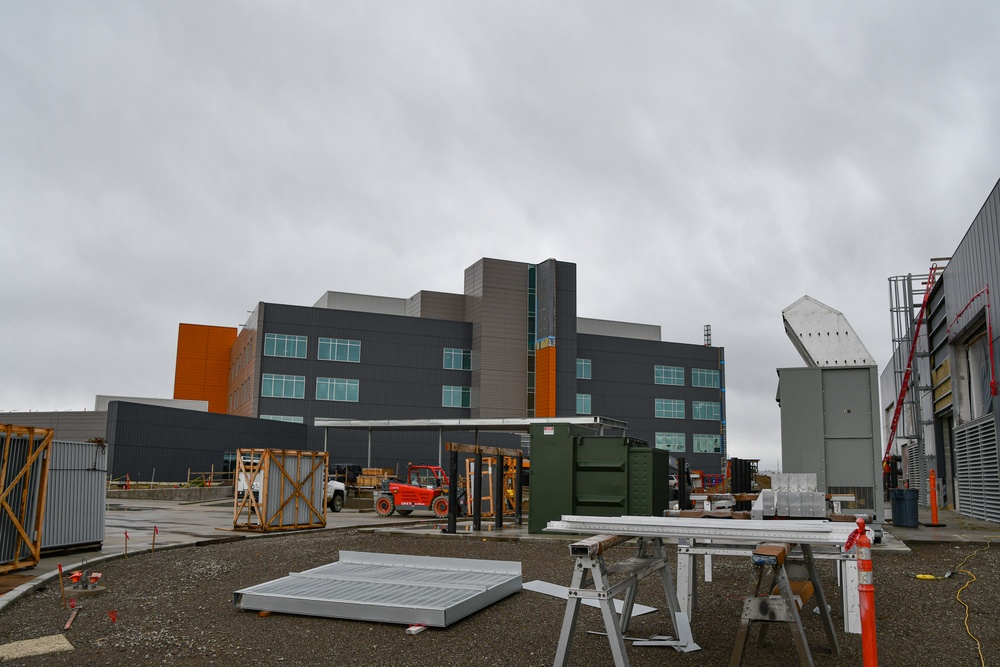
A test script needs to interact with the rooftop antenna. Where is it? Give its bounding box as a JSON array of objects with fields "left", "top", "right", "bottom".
[{"left": 703, "top": 324, "right": 712, "bottom": 346}]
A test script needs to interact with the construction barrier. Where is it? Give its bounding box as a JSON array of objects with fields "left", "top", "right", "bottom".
[
  {"left": 854, "top": 517, "right": 878, "bottom": 666},
  {"left": 926, "top": 470, "right": 945, "bottom": 527}
]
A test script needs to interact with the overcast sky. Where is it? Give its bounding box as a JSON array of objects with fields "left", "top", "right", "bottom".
[{"left": 3, "top": 2, "right": 999, "bottom": 468}]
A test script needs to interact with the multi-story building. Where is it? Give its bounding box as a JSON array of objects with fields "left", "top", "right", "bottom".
[{"left": 175, "top": 257, "right": 727, "bottom": 473}]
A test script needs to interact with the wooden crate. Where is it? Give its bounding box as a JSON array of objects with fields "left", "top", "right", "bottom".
[
  {"left": 233, "top": 448, "right": 328, "bottom": 532},
  {"left": 357, "top": 474, "right": 393, "bottom": 488}
]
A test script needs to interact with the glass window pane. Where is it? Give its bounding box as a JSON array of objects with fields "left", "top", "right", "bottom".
[
  {"left": 692, "top": 368, "right": 720, "bottom": 388},
  {"left": 655, "top": 365, "right": 684, "bottom": 386}
]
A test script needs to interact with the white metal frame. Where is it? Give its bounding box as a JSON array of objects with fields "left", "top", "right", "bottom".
[{"left": 546, "top": 516, "right": 861, "bottom": 634}]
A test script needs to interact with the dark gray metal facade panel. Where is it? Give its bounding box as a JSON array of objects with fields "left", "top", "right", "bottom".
[
  {"left": 465, "top": 259, "right": 528, "bottom": 418},
  {"left": 0, "top": 412, "right": 108, "bottom": 443},
  {"left": 553, "top": 260, "right": 578, "bottom": 417},
  {"left": 404, "top": 291, "right": 467, "bottom": 321},
  {"left": 576, "top": 333, "right": 727, "bottom": 473},
  {"left": 940, "top": 177, "right": 999, "bottom": 436},
  {"left": 258, "top": 304, "right": 473, "bottom": 424},
  {"left": 943, "top": 178, "right": 1000, "bottom": 341},
  {"left": 106, "top": 401, "right": 305, "bottom": 482}
]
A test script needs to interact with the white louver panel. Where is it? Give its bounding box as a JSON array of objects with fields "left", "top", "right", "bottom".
[{"left": 954, "top": 416, "right": 1000, "bottom": 524}]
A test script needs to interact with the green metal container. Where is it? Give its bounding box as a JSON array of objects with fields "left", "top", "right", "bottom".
[{"left": 528, "top": 423, "right": 673, "bottom": 533}]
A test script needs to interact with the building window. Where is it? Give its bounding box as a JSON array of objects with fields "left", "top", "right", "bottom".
[
  {"left": 655, "top": 398, "right": 684, "bottom": 419},
  {"left": 655, "top": 365, "right": 684, "bottom": 386},
  {"left": 263, "top": 333, "right": 307, "bottom": 359},
  {"left": 261, "top": 374, "right": 305, "bottom": 399},
  {"left": 693, "top": 434, "right": 721, "bottom": 453},
  {"left": 692, "top": 368, "right": 720, "bottom": 388},
  {"left": 693, "top": 401, "right": 721, "bottom": 420},
  {"left": 318, "top": 338, "right": 361, "bottom": 363},
  {"left": 577, "top": 358, "right": 592, "bottom": 380},
  {"left": 442, "top": 385, "right": 471, "bottom": 408},
  {"left": 316, "top": 377, "right": 360, "bottom": 402},
  {"left": 577, "top": 393, "right": 592, "bottom": 415},
  {"left": 260, "top": 415, "right": 304, "bottom": 423},
  {"left": 443, "top": 348, "right": 472, "bottom": 370},
  {"left": 655, "top": 432, "right": 686, "bottom": 452}
]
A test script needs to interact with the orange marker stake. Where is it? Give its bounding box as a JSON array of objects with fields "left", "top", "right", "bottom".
[
  {"left": 57, "top": 564, "right": 66, "bottom": 609},
  {"left": 124, "top": 530, "right": 129, "bottom": 558},
  {"left": 151, "top": 525, "right": 158, "bottom": 553}
]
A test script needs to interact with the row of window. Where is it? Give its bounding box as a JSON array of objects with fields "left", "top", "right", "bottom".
[
  {"left": 655, "top": 432, "right": 722, "bottom": 453},
  {"left": 576, "top": 359, "right": 720, "bottom": 388},
  {"left": 260, "top": 414, "right": 304, "bottom": 423},
  {"left": 265, "top": 334, "right": 361, "bottom": 362},
  {"left": 656, "top": 398, "right": 721, "bottom": 420},
  {"left": 575, "top": 394, "right": 721, "bottom": 420},
  {"left": 265, "top": 334, "right": 473, "bottom": 372},
  {"left": 261, "top": 373, "right": 471, "bottom": 409}
]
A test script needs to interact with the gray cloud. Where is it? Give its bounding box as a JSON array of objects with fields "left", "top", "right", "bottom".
[{"left": 3, "top": 1, "right": 999, "bottom": 467}]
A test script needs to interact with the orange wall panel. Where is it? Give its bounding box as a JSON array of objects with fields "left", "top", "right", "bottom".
[
  {"left": 535, "top": 346, "right": 557, "bottom": 417},
  {"left": 174, "top": 323, "right": 237, "bottom": 414}
]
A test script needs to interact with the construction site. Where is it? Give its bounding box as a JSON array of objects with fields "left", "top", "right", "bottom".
[{"left": 2, "top": 180, "right": 999, "bottom": 664}]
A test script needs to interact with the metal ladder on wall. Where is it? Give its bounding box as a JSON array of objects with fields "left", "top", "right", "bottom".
[{"left": 885, "top": 265, "right": 939, "bottom": 491}]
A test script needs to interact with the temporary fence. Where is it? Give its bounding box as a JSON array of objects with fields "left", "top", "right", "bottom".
[{"left": 0, "top": 424, "right": 54, "bottom": 573}]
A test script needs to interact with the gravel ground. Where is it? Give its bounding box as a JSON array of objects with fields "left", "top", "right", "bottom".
[{"left": 0, "top": 527, "right": 997, "bottom": 666}]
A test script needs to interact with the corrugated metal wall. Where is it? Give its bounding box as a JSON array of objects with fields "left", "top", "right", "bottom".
[
  {"left": 939, "top": 177, "right": 1000, "bottom": 522},
  {"left": 0, "top": 411, "right": 107, "bottom": 443},
  {"left": 264, "top": 450, "right": 327, "bottom": 528},
  {"left": 551, "top": 260, "right": 578, "bottom": 417},
  {"left": 42, "top": 440, "right": 106, "bottom": 551},
  {"left": 954, "top": 415, "right": 999, "bottom": 523},
  {"left": 106, "top": 401, "right": 306, "bottom": 481},
  {"left": 466, "top": 258, "right": 529, "bottom": 417}
]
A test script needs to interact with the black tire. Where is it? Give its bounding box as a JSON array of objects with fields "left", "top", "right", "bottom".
[
  {"left": 328, "top": 492, "right": 344, "bottom": 513},
  {"left": 432, "top": 495, "right": 449, "bottom": 518},
  {"left": 375, "top": 495, "right": 395, "bottom": 517},
  {"left": 396, "top": 509, "right": 413, "bottom": 516}
]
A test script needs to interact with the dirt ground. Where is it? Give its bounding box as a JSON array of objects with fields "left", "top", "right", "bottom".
[{"left": 0, "top": 528, "right": 997, "bottom": 666}]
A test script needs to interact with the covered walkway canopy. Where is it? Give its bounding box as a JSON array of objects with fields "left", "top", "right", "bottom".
[{"left": 315, "top": 416, "right": 628, "bottom": 467}]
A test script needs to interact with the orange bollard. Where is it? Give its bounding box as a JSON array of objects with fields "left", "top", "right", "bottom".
[
  {"left": 125, "top": 474, "right": 131, "bottom": 490},
  {"left": 925, "top": 470, "right": 946, "bottom": 527},
  {"left": 856, "top": 517, "right": 878, "bottom": 666}
]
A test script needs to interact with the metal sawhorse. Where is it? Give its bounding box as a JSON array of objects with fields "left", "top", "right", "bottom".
[
  {"left": 730, "top": 542, "right": 840, "bottom": 667},
  {"left": 554, "top": 534, "right": 699, "bottom": 667}
]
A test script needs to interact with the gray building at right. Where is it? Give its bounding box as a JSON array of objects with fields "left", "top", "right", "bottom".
[{"left": 883, "top": 176, "right": 1000, "bottom": 524}]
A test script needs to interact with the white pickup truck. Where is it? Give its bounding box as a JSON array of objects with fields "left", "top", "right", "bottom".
[{"left": 326, "top": 478, "right": 346, "bottom": 512}]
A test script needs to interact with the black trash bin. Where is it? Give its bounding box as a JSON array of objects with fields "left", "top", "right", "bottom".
[
  {"left": 903, "top": 488, "right": 920, "bottom": 527},
  {"left": 890, "top": 488, "right": 919, "bottom": 527},
  {"left": 890, "top": 488, "right": 904, "bottom": 525}
]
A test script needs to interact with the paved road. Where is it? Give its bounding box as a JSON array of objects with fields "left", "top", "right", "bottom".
[
  {"left": 101, "top": 498, "right": 422, "bottom": 553},
  {"left": 0, "top": 499, "right": 428, "bottom": 601}
]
